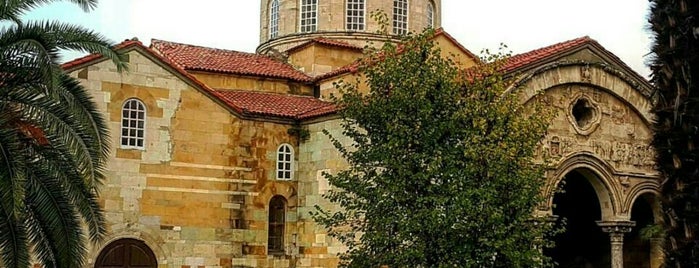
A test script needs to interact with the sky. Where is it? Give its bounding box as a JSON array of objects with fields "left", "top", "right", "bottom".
[{"left": 23, "top": 0, "right": 653, "bottom": 77}]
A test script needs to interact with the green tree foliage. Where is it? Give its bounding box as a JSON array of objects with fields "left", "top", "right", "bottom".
[
  {"left": 0, "top": 0, "right": 125, "bottom": 267},
  {"left": 648, "top": 0, "right": 699, "bottom": 266},
  {"left": 314, "top": 30, "right": 555, "bottom": 267}
]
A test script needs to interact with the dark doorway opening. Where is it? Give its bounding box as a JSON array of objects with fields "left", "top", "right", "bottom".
[
  {"left": 547, "top": 169, "right": 610, "bottom": 267},
  {"left": 624, "top": 194, "right": 655, "bottom": 268},
  {"left": 95, "top": 238, "right": 157, "bottom": 268}
]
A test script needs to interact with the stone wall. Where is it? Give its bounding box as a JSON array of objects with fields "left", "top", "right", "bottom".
[
  {"left": 287, "top": 44, "right": 364, "bottom": 76},
  {"left": 191, "top": 72, "right": 313, "bottom": 96},
  {"left": 296, "top": 118, "right": 350, "bottom": 267},
  {"left": 70, "top": 49, "right": 309, "bottom": 268}
]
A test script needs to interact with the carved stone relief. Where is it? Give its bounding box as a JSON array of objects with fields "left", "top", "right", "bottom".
[{"left": 532, "top": 84, "right": 656, "bottom": 174}]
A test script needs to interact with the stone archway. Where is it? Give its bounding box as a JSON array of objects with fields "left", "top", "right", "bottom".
[
  {"left": 548, "top": 168, "right": 613, "bottom": 267},
  {"left": 95, "top": 238, "right": 157, "bottom": 268},
  {"left": 515, "top": 62, "right": 660, "bottom": 268},
  {"left": 624, "top": 191, "right": 663, "bottom": 268}
]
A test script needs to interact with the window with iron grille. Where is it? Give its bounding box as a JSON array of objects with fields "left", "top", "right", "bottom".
[
  {"left": 346, "top": 0, "right": 365, "bottom": 31},
  {"left": 270, "top": 0, "right": 280, "bottom": 38},
  {"left": 300, "top": 0, "right": 318, "bottom": 33},
  {"left": 276, "top": 144, "right": 294, "bottom": 180},
  {"left": 427, "top": 1, "right": 434, "bottom": 28},
  {"left": 268, "top": 196, "right": 286, "bottom": 254},
  {"left": 393, "top": 0, "right": 409, "bottom": 35},
  {"left": 120, "top": 99, "right": 146, "bottom": 149}
]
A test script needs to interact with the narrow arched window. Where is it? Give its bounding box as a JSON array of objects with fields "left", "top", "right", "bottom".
[
  {"left": 276, "top": 144, "right": 294, "bottom": 180},
  {"left": 393, "top": 0, "right": 409, "bottom": 35},
  {"left": 426, "top": 1, "right": 434, "bottom": 28},
  {"left": 270, "top": 0, "right": 280, "bottom": 38},
  {"left": 120, "top": 99, "right": 146, "bottom": 149},
  {"left": 346, "top": 0, "right": 365, "bottom": 31},
  {"left": 268, "top": 196, "right": 286, "bottom": 254},
  {"left": 299, "top": 0, "right": 318, "bottom": 33}
]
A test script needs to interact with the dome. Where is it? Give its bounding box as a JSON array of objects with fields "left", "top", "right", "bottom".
[{"left": 257, "top": 0, "right": 441, "bottom": 54}]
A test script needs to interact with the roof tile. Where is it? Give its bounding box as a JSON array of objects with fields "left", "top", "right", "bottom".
[
  {"left": 503, "top": 36, "right": 592, "bottom": 72},
  {"left": 151, "top": 39, "right": 311, "bottom": 82},
  {"left": 286, "top": 37, "right": 364, "bottom": 53},
  {"left": 61, "top": 40, "right": 142, "bottom": 69},
  {"left": 214, "top": 90, "right": 336, "bottom": 120}
]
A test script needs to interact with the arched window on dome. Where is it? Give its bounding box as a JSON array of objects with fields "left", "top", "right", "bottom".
[
  {"left": 270, "top": 0, "right": 280, "bottom": 38},
  {"left": 426, "top": 0, "right": 434, "bottom": 28},
  {"left": 299, "top": 0, "right": 318, "bottom": 33},
  {"left": 393, "top": 0, "right": 409, "bottom": 35},
  {"left": 120, "top": 98, "right": 146, "bottom": 149},
  {"left": 276, "top": 144, "right": 294, "bottom": 180},
  {"left": 346, "top": 0, "right": 365, "bottom": 31}
]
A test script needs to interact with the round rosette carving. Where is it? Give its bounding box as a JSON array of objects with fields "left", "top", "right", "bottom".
[{"left": 567, "top": 95, "right": 601, "bottom": 135}]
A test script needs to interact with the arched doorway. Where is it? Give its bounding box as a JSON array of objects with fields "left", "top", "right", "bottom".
[
  {"left": 624, "top": 193, "right": 659, "bottom": 268},
  {"left": 95, "top": 238, "right": 157, "bottom": 268},
  {"left": 548, "top": 168, "right": 610, "bottom": 267}
]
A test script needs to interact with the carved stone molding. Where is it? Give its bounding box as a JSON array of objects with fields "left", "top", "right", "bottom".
[{"left": 597, "top": 220, "right": 635, "bottom": 234}]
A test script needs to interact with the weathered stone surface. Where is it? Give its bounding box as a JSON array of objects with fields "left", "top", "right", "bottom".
[{"left": 65, "top": 2, "right": 659, "bottom": 268}]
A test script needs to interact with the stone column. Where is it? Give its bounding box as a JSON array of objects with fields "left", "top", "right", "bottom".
[{"left": 597, "top": 221, "right": 635, "bottom": 268}]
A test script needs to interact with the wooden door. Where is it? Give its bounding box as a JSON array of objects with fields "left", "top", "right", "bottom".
[{"left": 95, "top": 239, "right": 157, "bottom": 268}]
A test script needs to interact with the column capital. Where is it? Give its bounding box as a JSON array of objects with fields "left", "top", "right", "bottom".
[
  {"left": 596, "top": 220, "right": 635, "bottom": 234},
  {"left": 597, "top": 221, "right": 635, "bottom": 268}
]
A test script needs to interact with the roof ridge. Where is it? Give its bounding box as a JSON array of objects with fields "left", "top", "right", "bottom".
[
  {"left": 151, "top": 39, "right": 312, "bottom": 82},
  {"left": 61, "top": 39, "right": 143, "bottom": 69},
  {"left": 511, "top": 36, "right": 592, "bottom": 58},
  {"left": 504, "top": 35, "right": 593, "bottom": 72},
  {"left": 151, "top": 38, "right": 260, "bottom": 57},
  {"left": 215, "top": 89, "right": 326, "bottom": 100}
]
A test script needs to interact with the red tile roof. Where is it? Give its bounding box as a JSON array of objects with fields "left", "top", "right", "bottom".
[
  {"left": 314, "top": 28, "right": 480, "bottom": 82},
  {"left": 150, "top": 39, "right": 311, "bottom": 82},
  {"left": 61, "top": 39, "right": 142, "bottom": 69},
  {"left": 214, "top": 90, "right": 336, "bottom": 120},
  {"left": 286, "top": 38, "right": 364, "bottom": 54},
  {"left": 502, "top": 36, "right": 592, "bottom": 72},
  {"left": 63, "top": 39, "right": 336, "bottom": 121}
]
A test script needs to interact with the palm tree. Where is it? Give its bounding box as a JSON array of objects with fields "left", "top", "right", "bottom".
[
  {"left": 0, "top": 0, "right": 126, "bottom": 267},
  {"left": 648, "top": 0, "right": 699, "bottom": 266}
]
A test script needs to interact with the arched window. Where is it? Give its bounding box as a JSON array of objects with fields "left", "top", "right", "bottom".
[
  {"left": 270, "top": 0, "right": 280, "bottom": 38},
  {"left": 426, "top": 1, "right": 434, "bottom": 28},
  {"left": 393, "top": 0, "right": 409, "bottom": 35},
  {"left": 121, "top": 99, "right": 146, "bottom": 149},
  {"left": 346, "top": 0, "right": 365, "bottom": 31},
  {"left": 268, "top": 196, "right": 286, "bottom": 254},
  {"left": 276, "top": 144, "right": 294, "bottom": 180},
  {"left": 299, "top": 0, "right": 318, "bottom": 33},
  {"left": 95, "top": 238, "right": 157, "bottom": 268}
]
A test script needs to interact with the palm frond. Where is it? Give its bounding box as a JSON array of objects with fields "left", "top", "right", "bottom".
[
  {"left": 0, "top": 0, "right": 124, "bottom": 266},
  {"left": 25, "top": 164, "right": 86, "bottom": 268},
  {"left": 0, "top": 0, "right": 98, "bottom": 22}
]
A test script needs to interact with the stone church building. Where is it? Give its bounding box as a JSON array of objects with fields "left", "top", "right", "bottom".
[{"left": 60, "top": 0, "right": 660, "bottom": 267}]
